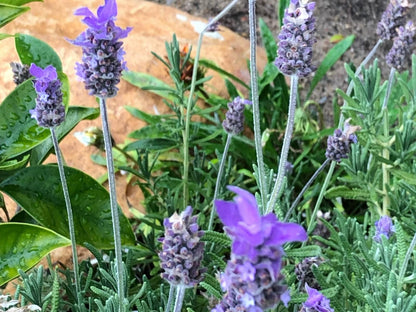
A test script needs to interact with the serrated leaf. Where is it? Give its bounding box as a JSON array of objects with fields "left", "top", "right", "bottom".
[
  {"left": 390, "top": 169, "right": 416, "bottom": 185},
  {"left": 0, "top": 3, "right": 29, "bottom": 28},
  {"left": 325, "top": 185, "right": 371, "bottom": 201},
  {"left": 201, "top": 230, "right": 231, "bottom": 247},
  {"left": 0, "top": 223, "right": 70, "bottom": 286},
  {"left": 0, "top": 73, "right": 69, "bottom": 163},
  {"left": 285, "top": 245, "right": 321, "bottom": 258},
  {"left": 0, "top": 165, "right": 136, "bottom": 249},
  {"left": 15, "top": 33, "right": 62, "bottom": 71},
  {"left": 307, "top": 35, "right": 355, "bottom": 100}
]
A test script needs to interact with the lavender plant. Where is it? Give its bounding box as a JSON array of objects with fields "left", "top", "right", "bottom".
[{"left": 2, "top": 0, "right": 416, "bottom": 311}]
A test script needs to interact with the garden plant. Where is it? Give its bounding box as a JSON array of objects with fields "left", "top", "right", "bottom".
[{"left": 1, "top": 0, "right": 416, "bottom": 311}]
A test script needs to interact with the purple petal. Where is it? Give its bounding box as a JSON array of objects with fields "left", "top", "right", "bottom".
[
  {"left": 29, "top": 63, "right": 44, "bottom": 78},
  {"left": 74, "top": 7, "right": 95, "bottom": 18},
  {"left": 97, "top": 0, "right": 117, "bottom": 23},
  {"left": 227, "top": 186, "right": 261, "bottom": 226},
  {"left": 266, "top": 222, "right": 307, "bottom": 245},
  {"left": 215, "top": 199, "right": 242, "bottom": 228}
]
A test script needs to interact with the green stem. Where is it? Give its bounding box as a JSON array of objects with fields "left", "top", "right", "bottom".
[
  {"left": 304, "top": 160, "right": 336, "bottom": 239},
  {"left": 99, "top": 97, "right": 125, "bottom": 312},
  {"left": 248, "top": 0, "right": 268, "bottom": 213},
  {"left": 172, "top": 285, "right": 185, "bottom": 312},
  {"left": 266, "top": 74, "right": 299, "bottom": 214},
  {"left": 284, "top": 158, "right": 330, "bottom": 222},
  {"left": 50, "top": 128, "right": 83, "bottom": 311},
  {"left": 208, "top": 134, "right": 233, "bottom": 231},
  {"left": 182, "top": 0, "right": 240, "bottom": 210},
  {"left": 381, "top": 67, "right": 395, "bottom": 215}
]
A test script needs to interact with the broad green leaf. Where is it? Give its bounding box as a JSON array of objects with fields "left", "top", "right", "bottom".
[
  {"left": 124, "top": 138, "right": 177, "bottom": 151},
  {"left": 0, "top": 165, "right": 136, "bottom": 249},
  {"left": 259, "top": 18, "right": 277, "bottom": 63},
  {"left": 30, "top": 106, "right": 100, "bottom": 165},
  {"left": 0, "top": 0, "right": 42, "bottom": 5},
  {"left": 0, "top": 153, "right": 30, "bottom": 171},
  {"left": 15, "top": 33, "right": 62, "bottom": 71},
  {"left": 306, "top": 35, "right": 355, "bottom": 100},
  {"left": 0, "top": 3, "right": 28, "bottom": 28},
  {"left": 122, "top": 71, "right": 176, "bottom": 101},
  {"left": 0, "top": 73, "right": 69, "bottom": 163},
  {"left": 0, "top": 223, "right": 70, "bottom": 286}
]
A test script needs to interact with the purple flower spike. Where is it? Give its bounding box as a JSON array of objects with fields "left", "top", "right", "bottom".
[
  {"left": 377, "top": 0, "right": 413, "bottom": 41},
  {"left": 373, "top": 215, "right": 395, "bottom": 243},
  {"left": 325, "top": 118, "right": 360, "bottom": 162},
  {"left": 386, "top": 21, "right": 416, "bottom": 71},
  {"left": 301, "top": 283, "right": 334, "bottom": 312},
  {"left": 159, "top": 207, "right": 206, "bottom": 287},
  {"left": 213, "top": 186, "right": 307, "bottom": 311},
  {"left": 274, "top": 0, "right": 317, "bottom": 77},
  {"left": 29, "top": 64, "right": 65, "bottom": 128},
  {"left": 222, "top": 97, "right": 251, "bottom": 135},
  {"left": 69, "top": 0, "right": 132, "bottom": 98}
]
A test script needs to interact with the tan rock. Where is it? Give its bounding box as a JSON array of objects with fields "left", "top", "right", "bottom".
[{"left": 0, "top": 0, "right": 267, "bottom": 216}]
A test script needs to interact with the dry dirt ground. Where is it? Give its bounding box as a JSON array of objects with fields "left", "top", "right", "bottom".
[{"left": 148, "top": 0, "right": 415, "bottom": 125}]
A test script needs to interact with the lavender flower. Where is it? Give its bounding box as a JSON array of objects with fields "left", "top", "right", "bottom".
[
  {"left": 373, "top": 215, "right": 395, "bottom": 243},
  {"left": 377, "top": 0, "right": 413, "bottom": 41},
  {"left": 274, "top": 0, "right": 316, "bottom": 77},
  {"left": 213, "top": 186, "right": 307, "bottom": 311},
  {"left": 386, "top": 21, "right": 416, "bottom": 71},
  {"left": 325, "top": 119, "right": 360, "bottom": 162},
  {"left": 295, "top": 257, "right": 324, "bottom": 290},
  {"left": 159, "top": 206, "right": 206, "bottom": 287},
  {"left": 222, "top": 97, "right": 251, "bottom": 135},
  {"left": 29, "top": 64, "right": 65, "bottom": 128},
  {"left": 69, "top": 0, "right": 131, "bottom": 98},
  {"left": 10, "top": 62, "right": 31, "bottom": 85},
  {"left": 300, "top": 284, "right": 334, "bottom": 312}
]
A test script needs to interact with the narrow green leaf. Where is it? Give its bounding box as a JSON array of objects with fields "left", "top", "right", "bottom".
[
  {"left": 0, "top": 223, "right": 70, "bottom": 286},
  {"left": 285, "top": 245, "right": 321, "bottom": 258},
  {"left": 259, "top": 18, "right": 277, "bottom": 63},
  {"left": 198, "top": 59, "right": 250, "bottom": 89},
  {"left": 0, "top": 3, "right": 29, "bottom": 28},
  {"left": 0, "top": 165, "right": 136, "bottom": 249},
  {"left": 390, "top": 169, "right": 416, "bottom": 185},
  {"left": 0, "top": 33, "right": 13, "bottom": 40},
  {"left": 30, "top": 106, "right": 100, "bottom": 165},
  {"left": 124, "top": 105, "right": 171, "bottom": 124},
  {"left": 307, "top": 35, "right": 355, "bottom": 100},
  {"left": 15, "top": 33, "right": 62, "bottom": 71},
  {"left": 0, "top": 73, "right": 69, "bottom": 162},
  {"left": 124, "top": 138, "right": 177, "bottom": 151},
  {"left": 122, "top": 71, "right": 176, "bottom": 101}
]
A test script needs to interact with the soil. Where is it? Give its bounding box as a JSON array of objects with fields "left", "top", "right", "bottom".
[{"left": 147, "top": 0, "right": 415, "bottom": 126}]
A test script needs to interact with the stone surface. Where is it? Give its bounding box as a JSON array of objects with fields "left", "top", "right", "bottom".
[{"left": 0, "top": 0, "right": 267, "bottom": 218}]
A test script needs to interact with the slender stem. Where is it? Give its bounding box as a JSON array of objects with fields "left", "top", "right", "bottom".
[
  {"left": 113, "top": 145, "right": 138, "bottom": 165},
  {"left": 99, "top": 97, "right": 125, "bottom": 312},
  {"left": 50, "top": 128, "right": 82, "bottom": 311},
  {"left": 284, "top": 158, "right": 330, "bottom": 222},
  {"left": 208, "top": 134, "right": 233, "bottom": 231},
  {"left": 304, "top": 160, "right": 336, "bottom": 240},
  {"left": 165, "top": 285, "right": 176, "bottom": 312},
  {"left": 182, "top": 0, "right": 240, "bottom": 209},
  {"left": 398, "top": 231, "right": 416, "bottom": 289},
  {"left": 248, "top": 0, "right": 268, "bottom": 214},
  {"left": 172, "top": 285, "right": 186, "bottom": 312},
  {"left": 266, "top": 75, "right": 299, "bottom": 214},
  {"left": 381, "top": 67, "right": 395, "bottom": 215}
]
